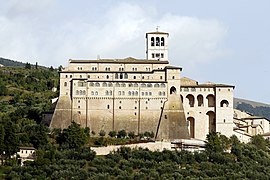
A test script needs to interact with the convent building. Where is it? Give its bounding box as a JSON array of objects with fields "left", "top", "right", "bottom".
[{"left": 50, "top": 30, "right": 237, "bottom": 141}]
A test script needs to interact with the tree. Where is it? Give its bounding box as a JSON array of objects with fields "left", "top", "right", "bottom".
[
  {"left": 250, "top": 135, "right": 267, "bottom": 151},
  {"left": 60, "top": 122, "right": 88, "bottom": 149},
  {"left": 24, "top": 124, "right": 49, "bottom": 149},
  {"left": 49, "top": 66, "right": 54, "bottom": 71},
  {"left": 1, "top": 118, "right": 19, "bottom": 158},
  {"left": 25, "top": 62, "right": 31, "bottom": 69},
  {"left": 205, "top": 132, "right": 228, "bottom": 154}
]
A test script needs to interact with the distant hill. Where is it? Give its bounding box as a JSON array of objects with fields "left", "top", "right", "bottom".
[
  {"left": 234, "top": 98, "right": 270, "bottom": 120},
  {"left": 0, "top": 57, "right": 27, "bottom": 67}
]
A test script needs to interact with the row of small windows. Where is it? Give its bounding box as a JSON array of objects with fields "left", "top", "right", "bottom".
[
  {"left": 152, "top": 53, "right": 164, "bottom": 59},
  {"left": 76, "top": 90, "right": 86, "bottom": 95},
  {"left": 82, "top": 82, "right": 166, "bottom": 88},
  {"left": 65, "top": 74, "right": 164, "bottom": 80},
  {"left": 73, "top": 66, "right": 154, "bottom": 72},
  {"left": 181, "top": 87, "right": 232, "bottom": 92},
  {"left": 75, "top": 90, "right": 166, "bottom": 97},
  {"left": 151, "top": 37, "right": 165, "bottom": 46}
]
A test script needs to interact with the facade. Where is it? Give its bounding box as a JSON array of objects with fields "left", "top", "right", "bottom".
[
  {"left": 233, "top": 109, "right": 270, "bottom": 142},
  {"left": 51, "top": 30, "right": 235, "bottom": 141}
]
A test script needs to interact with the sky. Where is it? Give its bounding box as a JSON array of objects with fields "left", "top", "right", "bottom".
[{"left": 0, "top": 0, "right": 269, "bottom": 104}]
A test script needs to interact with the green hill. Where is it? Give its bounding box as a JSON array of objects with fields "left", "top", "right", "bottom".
[{"left": 234, "top": 98, "right": 270, "bottom": 120}]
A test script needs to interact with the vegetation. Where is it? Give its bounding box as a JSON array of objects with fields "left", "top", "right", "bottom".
[
  {"left": 2, "top": 132, "right": 270, "bottom": 179},
  {"left": 236, "top": 102, "right": 270, "bottom": 120}
]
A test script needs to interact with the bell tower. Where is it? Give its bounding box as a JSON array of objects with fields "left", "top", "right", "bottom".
[{"left": 146, "top": 28, "right": 169, "bottom": 61}]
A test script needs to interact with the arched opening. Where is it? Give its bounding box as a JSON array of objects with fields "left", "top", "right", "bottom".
[
  {"left": 197, "top": 95, "right": 204, "bottom": 107},
  {"left": 180, "top": 95, "right": 184, "bottom": 103},
  {"left": 207, "top": 111, "right": 216, "bottom": 133},
  {"left": 102, "top": 82, "right": 107, "bottom": 87},
  {"left": 170, "top": 86, "right": 176, "bottom": 94},
  {"left": 151, "top": 37, "right": 155, "bottom": 46},
  {"left": 161, "top": 37, "right": 165, "bottom": 46},
  {"left": 220, "top": 100, "right": 229, "bottom": 107},
  {"left": 187, "top": 117, "right": 195, "bottom": 138},
  {"left": 206, "top": 94, "right": 215, "bottom": 107},
  {"left": 186, "top": 94, "right": 195, "bottom": 107},
  {"left": 156, "top": 37, "right": 160, "bottom": 46}
]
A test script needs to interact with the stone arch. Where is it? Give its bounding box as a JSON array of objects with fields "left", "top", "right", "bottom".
[
  {"left": 220, "top": 99, "right": 229, "bottom": 107},
  {"left": 197, "top": 94, "right": 204, "bottom": 107},
  {"left": 186, "top": 94, "right": 195, "bottom": 107},
  {"left": 206, "top": 94, "right": 215, "bottom": 107},
  {"left": 207, "top": 111, "right": 216, "bottom": 133},
  {"left": 170, "top": 86, "right": 176, "bottom": 94},
  {"left": 187, "top": 117, "right": 195, "bottom": 138}
]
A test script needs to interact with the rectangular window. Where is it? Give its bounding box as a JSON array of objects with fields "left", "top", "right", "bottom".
[
  {"left": 161, "top": 53, "right": 164, "bottom": 58},
  {"left": 152, "top": 53, "right": 155, "bottom": 58}
]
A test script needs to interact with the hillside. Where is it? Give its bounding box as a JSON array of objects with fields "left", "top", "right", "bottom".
[
  {"left": 234, "top": 98, "right": 270, "bottom": 120},
  {"left": 0, "top": 57, "right": 27, "bottom": 67}
]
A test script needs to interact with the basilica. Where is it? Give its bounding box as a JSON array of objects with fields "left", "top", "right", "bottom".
[{"left": 50, "top": 30, "right": 269, "bottom": 142}]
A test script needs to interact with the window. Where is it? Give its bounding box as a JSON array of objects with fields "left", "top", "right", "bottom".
[
  {"left": 91, "top": 91, "right": 94, "bottom": 95},
  {"left": 128, "top": 91, "right": 131, "bottom": 96},
  {"left": 161, "top": 37, "right": 165, "bottom": 46},
  {"left": 145, "top": 92, "right": 148, "bottom": 96},
  {"left": 154, "top": 83, "right": 160, "bottom": 88},
  {"left": 106, "top": 75, "right": 109, "bottom": 79},
  {"left": 95, "top": 82, "right": 100, "bottom": 87},
  {"left": 160, "top": 76, "right": 163, "bottom": 80},
  {"left": 128, "top": 83, "right": 133, "bottom": 87},
  {"left": 141, "top": 83, "right": 146, "bottom": 87},
  {"left": 152, "top": 53, "right": 155, "bottom": 58},
  {"left": 109, "top": 90, "right": 112, "bottom": 95},
  {"left": 124, "top": 73, "right": 128, "bottom": 79},
  {"left": 70, "top": 75, "right": 72, "bottom": 78},
  {"left": 65, "top": 75, "right": 68, "bottom": 78},
  {"left": 149, "top": 92, "right": 152, "bottom": 96},
  {"left": 156, "top": 37, "right": 160, "bottom": 46},
  {"left": 107, "top": 105, "right": 110, "bottom": 109},
  {"left": 116, "top": 83, "right": 120, "bottom": 87},
  {"left": 64, "top": 82, "right": 67, "bottom": 87},
  {"left": 90, "top": 82, "right": 94, "bottom": 87},
  {"left": 151, "top": 37, "right": 155, "bottom": 46},
  {"left": 78, "top": 81, "right": 86, "bottom": 87},
  {"left": 118, "top": 91, "right": 121, "bottom": 95},
  {"left": 108, "top": 83, "right": 113, "bottom": 87},
  {"left": 95, "top": 91, "right": 98, "bottom": 95},
  {"left": 135, "top": 91, "right": 138, "bottom": 96},
  {"left": 119, "top": 106, "right": 121, "bottom": 109},
  {"left": 76, "top": 90, "right": 79, "bottom": 95},
  {"left": 80, "top": 75, "right": 82, "bottom": 78},
  {"left": 121, "top": 83, "right": 126, "bottom": 87},
  {"left": 105, "top": 90, "right": 109, "bottom": 96},
  {"left": 162, "top": 92, "right": 165, "bottom": 96},
  {"left": 102, "top": 82, "right": 107, "bottom": 87},
  {"left": 172, "top": 76, "right": 175, "bottom": 79},
  {"left": 147, "top": 83, "right": 152, "bottom": 87},
  {"left": 161, "top": 83, "right": 165, "bottom": 88},
  {"left": 134, "top": 83, "right": 138, "bottom": 87},
  {"left": 122, "top": 91, "right": 125, "bottom": 95},
  {"left": 88, "top": 75, "right": 90, "bottom": 78},
  {"left": 142, "top": 92, "right": 144, "bottom": 96},
  {"left": 133, "top": 76, "right": 136, "bottom": 79}
]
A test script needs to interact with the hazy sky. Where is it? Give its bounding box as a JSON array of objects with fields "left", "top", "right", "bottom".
[{"left": 0, "top": 0, "right": 269, "bottom": 104}]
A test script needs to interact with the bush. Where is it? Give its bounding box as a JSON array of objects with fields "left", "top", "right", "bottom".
[
  {"left": 117, "top": 130, "right": 127, "bottom": 138},
  {"left": 108, "top": 131, "right": 117, "bottom": 138}
]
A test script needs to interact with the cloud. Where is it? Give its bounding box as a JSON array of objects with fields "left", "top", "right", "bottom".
[{"left": 0, "top": 1, "right": 228, "bottom": 68}]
